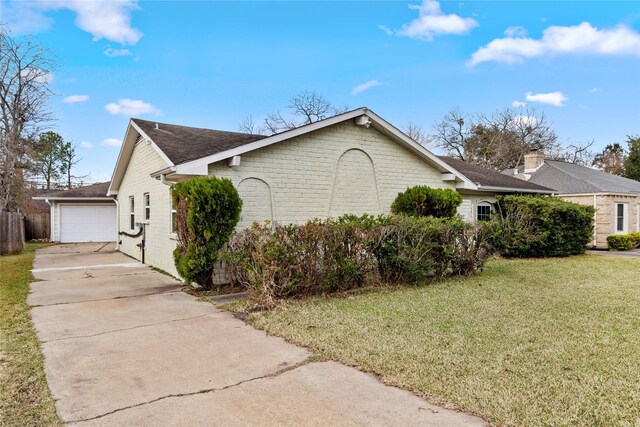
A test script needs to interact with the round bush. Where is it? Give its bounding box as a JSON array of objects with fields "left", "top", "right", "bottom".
[{"left": 391, "top": 186, "right": 462, "bottom": 218}]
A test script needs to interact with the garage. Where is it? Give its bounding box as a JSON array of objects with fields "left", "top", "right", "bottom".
[
  {"left": 59, "top": 204, "right": 117, "bottom": 243},
  {"left": 34, "top": 182, "right": 117, "bottom": 243}
]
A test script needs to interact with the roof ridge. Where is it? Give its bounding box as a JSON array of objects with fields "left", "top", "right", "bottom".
[
  {"left": 131, "top": 117, "right": 265, "bottom": 138},
  {"left": 544, "top": 160, "right": 604, "bottom": 192}
]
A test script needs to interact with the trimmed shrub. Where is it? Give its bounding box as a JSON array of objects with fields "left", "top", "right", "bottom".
[
  {"left": 607, "top": 234, "right": 635, "bottom": 251},
  {"left": 492, "top": 195, "right": 594, "bottom": 258},
  {"left": 607, "top": 232, "right": 640, "bottom": 251},
  {"left": 224, "top": 218, "right": 380, "bottom": 305},
  {"left": 224, "top": 214, "right": 495, "bottom": 305},
  {"left": 173, "top": 176, "right": 242, "bottom": 289},
  {"left": 391, "top": 186, "right": 463, "bottom": 218}
]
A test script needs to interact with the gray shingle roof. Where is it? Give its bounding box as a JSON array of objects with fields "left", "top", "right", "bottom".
[
  {"left": 132, "top": 118, "right": 267, "bottom": 165},
  {"left": 518, "top": 160, "right": 640, "bottom": 194},
  {"left": 38, "top": 182, "right": 112, "bottom": 198},
  {"left": 438, "top": 156, "right": 554, "bottom": 192}
]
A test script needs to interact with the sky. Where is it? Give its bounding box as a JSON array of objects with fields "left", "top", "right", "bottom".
[{"left": 2, "top": 0, "right": 640, "bottom": 182}]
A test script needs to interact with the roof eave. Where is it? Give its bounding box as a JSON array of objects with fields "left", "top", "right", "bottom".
[
  {"left": 476, "top": 185, "right": 555, "bottom": 194},
  {"left": 32, "top": 197, "right": 115, "bottom": 201}
]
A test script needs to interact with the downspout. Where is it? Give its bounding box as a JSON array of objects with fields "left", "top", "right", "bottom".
[
  {"left": 114, "top": 197, "right": 120, "bottom": 250},
  {"left": 593, "top": 194, "right": 597, "bottom": 247},
  {"left": 45, "top": 199, "right": 54, "bottom": 241}
]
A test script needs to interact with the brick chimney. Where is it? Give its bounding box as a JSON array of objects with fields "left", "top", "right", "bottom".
[{"left": 524, "top": 151, "right": 545, "bottom": 173}]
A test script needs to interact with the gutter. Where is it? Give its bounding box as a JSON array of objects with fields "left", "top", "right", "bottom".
[
  {"left": 32, "top": 197, "right": 116, "bottom": 201},
  {"left": 44, "top": 199, "right": 54, "bottom": 241},
  {"left": 475, "top": 185, "right": 555, "bottom": 194}
]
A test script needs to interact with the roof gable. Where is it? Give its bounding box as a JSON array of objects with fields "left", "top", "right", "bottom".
[{"left": 160, "top": 107, "right": 476, "bottom": 189}]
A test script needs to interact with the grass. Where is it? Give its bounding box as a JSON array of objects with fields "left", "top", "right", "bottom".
[
  {"left": 0, "top": 243, "right": 61, "bottom": 427},
  {"left": 249, "top": 255, "right": 640, "bottom": 427}
]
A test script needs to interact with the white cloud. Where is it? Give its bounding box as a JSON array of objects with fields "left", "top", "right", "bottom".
[
  {"left": 103, "top": 47, "right": 133, "bottom": 57},
  {"left": 470, "top": 22, "right": 640, "bottom": 65},
  {"left": 512, "top": 101, "right": 527, "bottom": 108},
  {"left": 79, "top": 141, "right": 93, "bottom": 149},
  {"left": 589, "top": 87, "right": 602, "bottom": 93},
  {"left": 5, "top": 0, "right": 142, "bottom": 45},
  {"left": 396, "top": 0, "right": 478, "bottom": 41},
  {"left": 378, "top": 25, "right": 394, "bottom": 36},
  {"left": 351, "top": 80, "right": 384, "bottom": 95},
  {"left": 104, "top": 98, "right": 161, "bottom": 116},
  {"left": 525, "top": 91, "right": 568, "bottom": 107},
  {"left": 101, "top": 138, "right": 122, "bottom": 148},
  {"left": 504, "top": 26, "right": 528, "bottom": 38},
  {"left": 62, "top": 94, "right": 89, "bottom": 104}
]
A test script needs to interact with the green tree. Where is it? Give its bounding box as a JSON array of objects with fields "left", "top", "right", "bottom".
[
  {"left": 593, "top": 143, "right": 626, "bottom": 175},
  {"left": 32, "top": 131, "right": 63, "bottom": 189},
  {"left": 623, "top": 135, "right": 640, "bottom": 182}
]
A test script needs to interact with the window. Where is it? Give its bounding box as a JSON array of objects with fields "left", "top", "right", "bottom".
[
  {"left": 144, "top": 193, "right": 150, "bottom": 220},
  {"left": 129, "top": 196, "right": 135, "bottom": 230},
  {"left": 477, "top": 203, "right": 492, "bottom": 222},
  {"left": 170, "top": 190, "right": 177, "bottom": 233},
  {"left": 616, "top": 203, "right": 627, "bottom": 233}
]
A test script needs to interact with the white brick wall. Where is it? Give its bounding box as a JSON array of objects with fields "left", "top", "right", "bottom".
[
  {"left": 117, "top": 140, "right": 178, "bottom": 277},
  {"left": 209, "top": 120, "right": 455, "bottom": 225}
]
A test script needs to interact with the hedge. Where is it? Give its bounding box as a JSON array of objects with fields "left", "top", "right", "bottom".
[
  {"left": 607, "top": 232, "right": 640, "bottom": 251},
  {"left": 224, "top": 214, "right": 495, "bottom": 305},
  {"left": 493, "top": 195, "right": 594, "bottom": 258},
  {"left": 391, "top": 186, "right": 462, "bottom": 218},
  {"left": 172, "top": 176, "right": 242, "bottom": 289}
]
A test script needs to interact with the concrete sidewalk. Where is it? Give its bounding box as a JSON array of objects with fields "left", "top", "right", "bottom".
[{"left": 30, "top": 243, "right": 487, "bottom": 426}]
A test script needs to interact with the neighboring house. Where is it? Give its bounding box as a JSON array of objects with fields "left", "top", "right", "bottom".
[
  {"left": 505, "top": 152, "right": 640, "bottom": 248},
  {"left": 33, "top": 182, "right": 117, "bottom": 243},
  {"left": 107, "top": 107, "right": 552, "bottom": 278}
]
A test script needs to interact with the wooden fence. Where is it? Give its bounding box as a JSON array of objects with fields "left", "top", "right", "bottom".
[
  {"left": 0, "top": 212, "right": 25, "bottom": 255},
  {"left": 24, "top": 212, "right": 50, "bottom": 240}
]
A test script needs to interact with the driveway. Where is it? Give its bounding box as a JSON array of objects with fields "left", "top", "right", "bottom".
[{"left": 30, "top": 243, "right": 486, "bottom": 426}]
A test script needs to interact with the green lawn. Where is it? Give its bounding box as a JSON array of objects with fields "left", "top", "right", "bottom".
[
  {"left": 249, "top": 255, "right": 640, "bottom": 426},
  {"left": 0, "top": 243, "right": 60, "bottom": 427}
]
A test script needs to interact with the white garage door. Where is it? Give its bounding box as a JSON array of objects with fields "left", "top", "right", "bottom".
[{"left": 59, "top": 204, "right": 117, "bottom": 243}]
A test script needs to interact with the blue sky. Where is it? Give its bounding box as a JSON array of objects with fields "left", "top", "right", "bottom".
[{"left": 3, "top": 0, "right": 640, "bottom": 182}]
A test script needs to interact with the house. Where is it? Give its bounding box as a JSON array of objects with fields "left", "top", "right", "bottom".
[
  {"left": 505, "top": 152, "right": 640, "bottom": 248},
  {"left": 99, "top": 107, "right": 552, "bottom": 278},
  {"left": 33, "top": 182, "right": 117, "bottom": 243}
]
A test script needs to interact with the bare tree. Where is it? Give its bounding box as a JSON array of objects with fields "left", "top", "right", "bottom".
[
  {"left": 432, "top": 107, "right": 559, "bottom": 170},
  {"left": 242, "top": 91, "right": 349, "bottom": 135},
  {"left": 0, "top": 27, "right": 56, "bottom": 211},
  {"left": 555, "top": 140, "right": 595, "bottom": 167},
  {"left": 59, "top": 141, "right": 87, "bottom": 189},
  {"left": 238, "top": 115, "right": 259, "bottom": 134},
  {"left": 404, "top": 122, "right": 430, "bottom": 147},
  {"left": 432, "top": 108, "right": 471, "bottom": 161}
]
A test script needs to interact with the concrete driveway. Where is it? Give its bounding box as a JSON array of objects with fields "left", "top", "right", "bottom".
[{"left": 30, "top": 243, "right": 487, "bottom": 426}]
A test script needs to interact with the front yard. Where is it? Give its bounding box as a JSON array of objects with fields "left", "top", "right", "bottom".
[
  {"left": 249, "top": 255, "right": 640, "bottom": 426},
  {"left": 0, "top": 243, "right": 60, "bottom": 426}
]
